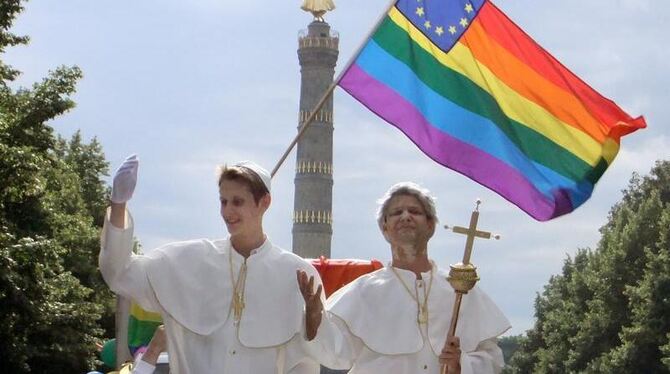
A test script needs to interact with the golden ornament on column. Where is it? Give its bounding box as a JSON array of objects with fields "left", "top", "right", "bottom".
[{"left": 301, "top": 0, "right": 335, "bottom": 21}]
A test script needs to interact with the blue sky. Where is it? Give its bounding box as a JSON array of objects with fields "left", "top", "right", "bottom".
[{"left": 5, "top": 0, "right": 668, "bottom": 335}]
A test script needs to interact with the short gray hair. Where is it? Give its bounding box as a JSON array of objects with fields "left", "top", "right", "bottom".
[{"left": 376, "top": 182, "right": 438, "bottom": 232}]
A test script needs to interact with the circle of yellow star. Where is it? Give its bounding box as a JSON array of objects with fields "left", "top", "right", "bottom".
[
  {"left": 448, "top": 25, "right": 457, "bottom": 35},
  {"left": 465, "top": 3, "right": 474, "bottom": 13},
  {"left": 435, "top": 26, "right": 444, "bottom": 36},
  {"left": 460, "top": 17, "right": 468, "bottom": 27},
  {"left": 416, "top": 7, "right": 425, "bottom": 17},
  {"left": 424, "top": 20, "right": 432, "bottom": 29}
]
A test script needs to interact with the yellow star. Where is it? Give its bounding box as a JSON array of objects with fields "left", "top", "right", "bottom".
[
  {"left": 449, "top": 25, "right": 457, "bottom": 34},
  {"left": 424, "top": 20, "right": 432, "bottom": 29},
  {"left": 435, "top": 26, "right": 444, "bottom": 36},
  {"left": 465, "top": 3, "right": 474, "bottom": 13},
  {"left": 416, "top": 7, "right": 425, "bottom": 17},
  {"left": 460, "top": 17, "right": 468, "bottom": 27}
]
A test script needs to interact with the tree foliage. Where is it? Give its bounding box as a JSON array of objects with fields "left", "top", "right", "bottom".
[
  {"left": 0, "top": 1, "right": 113, "bottom": 372},
  {"left": 499, "top": 335, "right": 523, "bottom": 364},
  {"left": 505, "top": 161, "right": 670, "bottom": 373}
]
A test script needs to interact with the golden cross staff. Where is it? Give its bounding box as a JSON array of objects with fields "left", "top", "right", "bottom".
[{"left": 441, "top": 199, "right": 500, "bottom": 374}]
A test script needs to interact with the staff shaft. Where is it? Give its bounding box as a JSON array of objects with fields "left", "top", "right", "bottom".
[
  {"left": 271, "top": 0, "right": 398, "bottom": 178},
  {"left": 441, "top": 292, "right": 464, "bottom": 374},
  {"left": 271, "top": 83, "right": 336, "bottom": 177}
]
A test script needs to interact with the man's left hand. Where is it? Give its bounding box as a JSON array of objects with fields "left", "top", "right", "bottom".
[
  {"left": 297, "top": 270, "right": 323, "bottom": 341},
  {"left": 142, "top": 325, "right": 167, "bottom": 365}
]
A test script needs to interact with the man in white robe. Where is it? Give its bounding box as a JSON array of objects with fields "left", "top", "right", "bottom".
[
  {"left": 298, "top": 182, "right": 511, "bottom": 374},
  {"left": 100, "top": 155, "right": 322, "bottom": 374}
]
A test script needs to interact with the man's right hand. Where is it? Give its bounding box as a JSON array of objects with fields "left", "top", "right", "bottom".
[
  {"left": 111, "top": 154, "right": 139, "bottom": 204},
  {"left": 440, "top": 335, "right": 462, "bottom": 374}
]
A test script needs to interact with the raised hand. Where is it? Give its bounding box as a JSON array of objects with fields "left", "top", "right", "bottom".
[
  {"left": 297, "top": 269, "right": 323, "bottom": 340},
  {"left": 111, "top": 154, "right": 139, "bottom": 204}
]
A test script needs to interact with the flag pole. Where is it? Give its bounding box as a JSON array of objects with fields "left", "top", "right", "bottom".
[{"left": 271, "top": 0, "right": 398, "bottom": 177}]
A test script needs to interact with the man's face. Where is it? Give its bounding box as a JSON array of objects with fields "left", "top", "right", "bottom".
[
  {"left": 219, "top": 179, "right": 268, "bottom": 237},
  {"left": 382, "top": 194, "right": 435, "bottom": 246}
]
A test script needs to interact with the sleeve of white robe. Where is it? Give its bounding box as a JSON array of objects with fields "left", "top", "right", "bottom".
[
  {"left": 285, "top": 269, "right": 328, "bottom": 374},
  {"left": 283, "top": 315, "right": 321, "bottom": 374},
  {"left": 99, "top": 208, "right": 161, "bottom": 312},
  {"left": 460, "top": 338, "right": 505, "bottom": 374},
  {"left": 131, "top": 357, "right": 156, "bottom": 374},
  {"left": 284, "top": 337, "right": 321, "bottom": 374},
  {"left": 302, "top": 311, "right": 364, "bottom": 370}
]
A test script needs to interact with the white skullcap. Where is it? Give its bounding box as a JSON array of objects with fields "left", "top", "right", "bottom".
[{"left": 235, "top": 161, "right": 271, "bottom": 193}]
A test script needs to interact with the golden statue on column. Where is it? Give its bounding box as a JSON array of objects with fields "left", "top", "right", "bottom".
[{"left": 301, "top": 0, "right": 335, "bottom": 21}]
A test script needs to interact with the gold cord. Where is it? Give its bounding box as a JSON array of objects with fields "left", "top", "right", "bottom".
[
  {"left": 390, "top": 264, "right": 434, "bottom": 325},
  {"left": 228, "top": 247, "right": 247, "bottom": 322}
]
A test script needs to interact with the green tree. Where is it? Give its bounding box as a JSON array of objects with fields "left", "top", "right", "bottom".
[
  {"left": 52, "top": 132, "right": 114, "bottom": 323},
  {"left": 505, "top": 250, "right": 593, "bottom": 373},
  {"left": 593, "top": 164, "right": 670, "bottom": 373},
  {"left": 506, "top": 161, "right": 670, "bottom": 373},
  {"left": 0, "top": 1, "right": 113, "bottom": 372},
  {"left": 499, "top": 335, "right": 523, "bottom": 365}
]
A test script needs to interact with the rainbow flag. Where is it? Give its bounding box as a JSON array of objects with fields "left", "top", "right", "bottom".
[
  {"left": 339, "top": 0, "right": 646, "bottom": 220},
  {"left": 128, "top": 302, "right": 162, "bottom": 355}
]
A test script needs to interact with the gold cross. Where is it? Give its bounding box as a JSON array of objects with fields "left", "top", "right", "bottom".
[
  {"left": 233, "top": 292, "right": 245, "bottom": 321},
  {"left": 441, "top": 199, "right": 500, "bottom": 374},
  {"left": 444, "top": 199, "right": 500, "bottom": 265}
]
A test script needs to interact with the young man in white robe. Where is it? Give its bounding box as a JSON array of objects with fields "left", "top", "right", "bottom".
[
  {"left": 298, "top": 182, "right": 511, "bottom": 374},
  {"left": 100, "top": 155, "right": 323, "bottom": 374}
]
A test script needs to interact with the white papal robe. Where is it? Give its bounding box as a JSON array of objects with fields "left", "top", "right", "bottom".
[
  {"left": 99, "top": 211, "right": 321, "bottom": 374},
  {"left": 307, "top": 264, "right": 511, "bottom": 374}
]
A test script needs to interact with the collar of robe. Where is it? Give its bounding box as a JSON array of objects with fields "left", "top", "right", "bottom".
[
  {"left": 144, "top": 237, "right": 313, "bottom": 347},
  {"left": 327, "top": 265, "right": 511, "bottom": 355}
]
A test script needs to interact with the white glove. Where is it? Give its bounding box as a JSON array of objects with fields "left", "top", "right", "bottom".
[{"left": 111, "top": 154, "right": 139, "bottom": 204}]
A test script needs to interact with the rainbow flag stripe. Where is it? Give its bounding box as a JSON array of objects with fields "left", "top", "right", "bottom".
[
  {"left": 339, "top": 0, "right": 646, "bottom": 220},
  {"left": 128, "top": 302, "right": 162, "bottom": 354}
]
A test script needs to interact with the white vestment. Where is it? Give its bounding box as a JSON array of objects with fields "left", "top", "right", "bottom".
[
  {"left": 307, "top": 264, "right": 511, "bottom": 374},
  {"left": 99, "top": 211, "right": 321, "bottom": 374}
]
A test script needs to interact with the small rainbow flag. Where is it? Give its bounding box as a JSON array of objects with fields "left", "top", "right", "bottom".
[
  {"left": 339, "top": 0, "right": 646, "bottom": 220},
  {"left": 128, "top": 302, "right": 162, "bottom": 355}
]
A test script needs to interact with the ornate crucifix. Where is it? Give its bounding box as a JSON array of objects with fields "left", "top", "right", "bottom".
[
  {"left": 441, "top": 199, "right": 500, "bottom": 374},
  {"left": 232, "top": 292, "right": 245, "bottom": 322}
]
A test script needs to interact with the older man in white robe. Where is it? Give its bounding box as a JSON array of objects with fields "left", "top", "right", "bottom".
[
  {"left": 100, "top": 155, "right": 322, "bottom": 374},
  {"left": 298, "top": 182, "right": 511, "bottom": 374}
]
